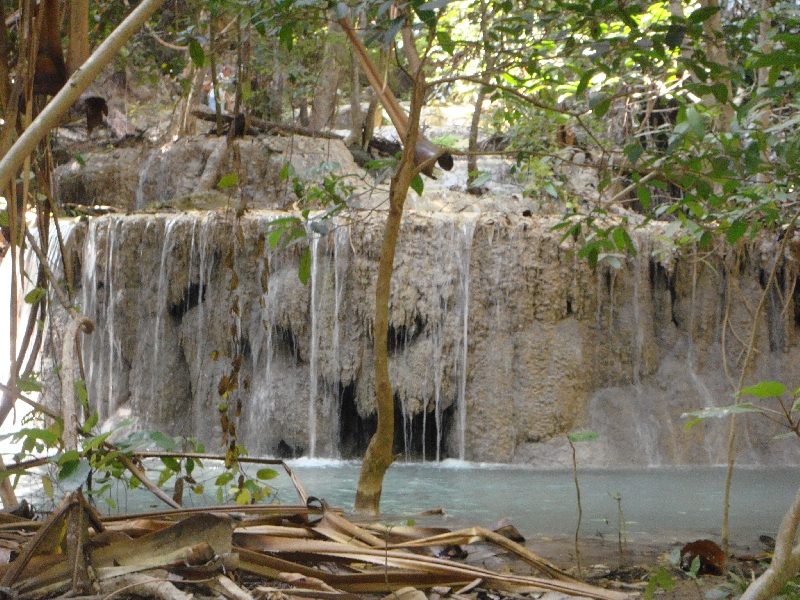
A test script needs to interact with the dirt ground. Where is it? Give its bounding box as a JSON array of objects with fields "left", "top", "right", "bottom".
[{"left": 461, "top": 536, "right": 769, "bottom": 599}]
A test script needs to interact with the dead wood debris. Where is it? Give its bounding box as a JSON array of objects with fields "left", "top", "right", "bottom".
[{"left": 0, "top": 464, "right": 632, "bottom": 600}]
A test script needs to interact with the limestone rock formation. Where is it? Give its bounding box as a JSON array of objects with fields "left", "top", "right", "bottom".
[{"left": 45, "top": 207, "right": 800, "bottom": 468}]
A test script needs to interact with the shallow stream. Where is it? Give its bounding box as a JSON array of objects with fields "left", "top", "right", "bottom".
[{"left": 203, "top": 460, "right": 796, "bottom": 548}]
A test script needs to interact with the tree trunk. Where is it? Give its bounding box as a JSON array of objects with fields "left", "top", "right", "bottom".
[
  {"left": 67, "top": 0, "right": 89, "bottom": 73},
  {"left": 353, "top": 62, "right": 425, "bottom": 516},
  {"left": 309, "top": 21, "right": 340, "bottom": 131}
]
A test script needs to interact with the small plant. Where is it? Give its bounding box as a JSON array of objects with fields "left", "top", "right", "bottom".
[
  {"left": 265, "top": 161, "right": 355, "bottom": 285},
  {"left": 608, "top": 491, "right": 627, "bottom": 558},
  {"left": 566, "top": 431, "right": 598, "bottom": 577}
]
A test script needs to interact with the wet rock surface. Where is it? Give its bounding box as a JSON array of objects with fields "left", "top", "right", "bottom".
[{"left": 43, "top": 192, "right": 800, "bottom": 467}]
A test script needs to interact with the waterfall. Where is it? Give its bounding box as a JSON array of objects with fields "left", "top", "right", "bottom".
[
  {"left": 330, "top": 225, "right": 349, "bottom": 457},
  {"left": 307, "top": 233, "right": 321, "bottom": 458},
  {"left": 150, "top": 217, "right": 179, "bottom": 406},
  {"left": 456, "top": 219, "right": 476, "bottom": 460}
]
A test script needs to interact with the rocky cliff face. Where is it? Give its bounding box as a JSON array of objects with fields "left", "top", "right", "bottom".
[{"left": 48, "top": 206, "right": 800, "bottom": 468}]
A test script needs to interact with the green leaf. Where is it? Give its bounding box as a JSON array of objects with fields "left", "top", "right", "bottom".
[
  {"left": 188, "top": 39, "right": 205, "bottom": 68},
  {"left": 298, "top": 246, "right": 311, "bottom": 286},
  {"left": 217, "top": 173, "right": 239, "bottom": 190},
  {"left": 576, "top": 69, "right": 595, "bottom": 96},
  {"left": 148, "top": 431, "right": 179, "bottom": 451},
  {"left": 410, "top": 174, "right": 424, "bottom": 195},
  {"left": 682, "top": 403, "right": 763, "bottom": 428},
  {"left": 686, "top": 105, "right": 704, "bottom": 139},
  {"left": 612, "top": 228, "right": 627, "bottom": 251},
  {"left": 689, "top": 555, "right": 701, "bottom": 578},
  {"left": 740, "top": 381, "right": 786, "bottom": 398},
  {"left": 644, "top": 567, "right": 674, "bottom": 599},
  {"left": 726, "top": 220, "right": 747, "bottom": 244},
  {"left": 236, "top": 487, "right": 252, "bottom": 505},
  {"left": 470, "top": 171, "right": 492, "bottom": 188},
  {"left": 688, "top": 6, "right": 720, "bottom": 23},
  {"left": 636, "top": 185, "right": 651, "bottom": 211},
  {"left": 24, "top": 287, "right": 46, "bottom": 304},
  {"left": 83, "top": 431, "right": 113, "bottom": 451},
  {"left": 58, "top": 458, "right": 91, "bottom": 491},
  {"left": 436, "top": 31, "right": 455, "bottom": 55},
  {"left": 16, "top": 378, "right": 43, "bottom": 392},
  {"left": 568, "top": 431, "right": 598, "bottom": 443},
  {"left": 279, "top": 24, "right": 293, "bottom": 52},
  {"left": 592, "top": 98, "right": 611, "bottom": 118},
  {"left": 665, "top": 24, "right": 685, "bottom": 49},
  {"left": 161, "top": 456, "right": 181, "bottom": 472},
  {"left": 75, "top": 380, "right": 88, "bottom": 405},
  {"left": 42, "top": 475, "right": 53, "bottom": 499},
  {"left": 0, "top": 210, "right": 8, "bottom": 227},
  {"left": 624, "top": 143, "right": 644, "bottom": 164},
  {"left": 256, "top": 468, "right": 279, "bottom": 480},
  {"left": 104, "top": 497, "right": 117, "bottom": 509},
  {"left": 215, "top": 472, "right": 234, "bottom": 486},
  {"left": 709, "top": 82, "right": 728, "bottom": 104}
]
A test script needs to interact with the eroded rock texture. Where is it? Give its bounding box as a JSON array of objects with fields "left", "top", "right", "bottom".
[{"left": 47, "top": 209, "right": 800, "bottom": 467}]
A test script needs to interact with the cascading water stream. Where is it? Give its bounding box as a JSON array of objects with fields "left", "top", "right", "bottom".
[
  {"left": 150, "top": 217, "right": 179, "bottom": 405},
  {"left": 307, "top": 233, "right": 321, "bottom": 458},
  {"left": 456, "top": 219, "right": 476, "bottom": 460}
]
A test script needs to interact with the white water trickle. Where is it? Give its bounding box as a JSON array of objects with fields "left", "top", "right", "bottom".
[
  {"left": 430, "top": 220, "right": 455, "bottom": 462},
  {"left": 195, "top": 215, "right": 212, "bottom": 383},
  {"left": 631, "top": 245, "right": 643, "bottom": 388},
  {"left": 103, "top": 219, "right": 120, "bottom": 416},
  {"left": 330, "top": 225, "right": 349, "bottom": 457},
  {"left": 135, "top": 151, "right": 160, "bottom": 210},
  {"left": 457, "top": 219, "right": 476, "bottom": 460},
  {"left": 81, "top": 220, "right": 100, "bottom": 402},
  {"left": 307, "top": 233, "right": 321, "bottom": 458},
  {"left": 151, "top": 217, "right": 179, "bottom": 403}
]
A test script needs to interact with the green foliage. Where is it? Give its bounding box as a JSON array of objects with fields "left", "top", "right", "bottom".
[
  {"left": 643, "top": 567, "right": 674, "bottom": 600},
  {"left": 568, "top": 431, "right": 598, "bottom": 443},
  {"left": 266, "top": 162, "right": 354, "bottom": 284}
]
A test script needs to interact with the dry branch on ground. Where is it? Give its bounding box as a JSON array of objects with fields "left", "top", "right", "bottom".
[{"left": 0, "top": 463, "right": 631, "bottom": 600}]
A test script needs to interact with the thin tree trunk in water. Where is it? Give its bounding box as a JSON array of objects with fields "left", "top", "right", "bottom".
[{"left": 353, "top": 68, "right": 425, "bottom": 516}]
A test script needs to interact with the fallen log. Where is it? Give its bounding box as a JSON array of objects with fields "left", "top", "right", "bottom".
[{"left": 190, "top": 108, "right": 344, "bottom": 140}]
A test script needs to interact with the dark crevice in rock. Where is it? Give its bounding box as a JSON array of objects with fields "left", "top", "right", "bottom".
[
  {"left": 274, "top": 325, "right": 302, "bottom": 364},
  {"left": 387, "top": 313, "right": 426, "bottom": 355},
  {"left": 169, "top": 282, "right": 207, "bottom": 320},
  {"left": 339, "top": 381, "right": 375, "bottom": 459},
  {"left": 275, "top": 439, "right": 305, "bottom": 459},
  {"left": 395, "top": 399, "right": 455, "bottom": 461}
]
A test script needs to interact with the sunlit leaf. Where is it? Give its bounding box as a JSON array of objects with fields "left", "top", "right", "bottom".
[
  {"left": 24, "top": 288, "right": 46, "bottom": 304},
  {"left": 16, "top": 378, "right": 43, "bottom": 392},
  {"left": 236, "top": 487, "right": 251, "bottom": 505},
  {"left": 740, "top": 381, "right": 786, "bottom": 398},
  {"left": 256, "top": 468, "right": 279, "bottom": 480},
  {"left": 217, "top": 173, "right": 239, "bottom": 190}
]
